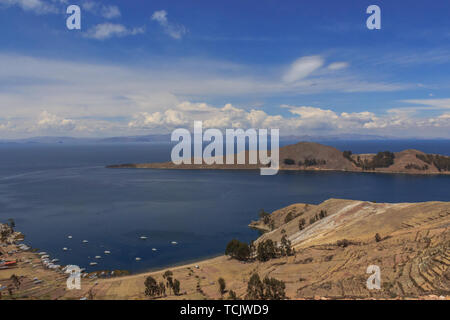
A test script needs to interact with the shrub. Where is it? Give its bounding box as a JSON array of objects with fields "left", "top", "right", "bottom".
[
  {"left": 343, "top": 150, "right": 353, "bottom": 161},
  {"left": 375, "top": 233, "right": 382, "bottom": 242},
  {"left": 218, "top": 277, "right": 226, "bottom": 295},
  {"left": 336, "top": 239, "right": 351, "bottom": 248},
  {"left": 283, "top": 158, "right": 295, "bottom": 165},
  {"left": 298, "top": 218, "right": 306, "bottom": 230},
  {"left": 228, "top": 290, "right": 238, "bottom": 300},
  {"left": 284, "top": 212, "right": 294, "bottom": 224}
]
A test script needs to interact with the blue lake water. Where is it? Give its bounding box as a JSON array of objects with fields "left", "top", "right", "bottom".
[{"left": 0, "top": 140, "right": 449, "bottom": 273}]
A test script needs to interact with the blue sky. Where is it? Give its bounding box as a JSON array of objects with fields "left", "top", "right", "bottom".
[{"left": 0, "top": 0, "right": 449, "bottom": 138}]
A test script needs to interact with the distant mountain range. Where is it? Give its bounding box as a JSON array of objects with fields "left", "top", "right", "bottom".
[{"left": 0, "top": 133, "right": 433, "bottom": 145}]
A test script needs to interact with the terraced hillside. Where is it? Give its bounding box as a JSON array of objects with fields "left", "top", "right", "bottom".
[{"left": 1, "top": 199, "right": 449, "bottom": 300}]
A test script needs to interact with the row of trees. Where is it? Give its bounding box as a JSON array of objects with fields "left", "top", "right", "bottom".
[
  {"left": 309, "top": 210, "right": 327, "bottom": 224},
  {"left": 416, "top": 153, "right": 450, "bottom": 172},
  {"left": 225, "top": 236, "right": 294, "bottom": 263},
  {"left": 405, "top": 163, "right": 429, "bottom": 170},
  {"left": 343, "top": 150, "right": 395, "bottom": 170},
  {"left": 283, "top": 158, "right": 327, "bottom": 167},
  {"left": 144, "top": 270, "right": 181, "bottom": 298},
  {"left": 246, "top": 273, "right": 286, "bottom": 300}
]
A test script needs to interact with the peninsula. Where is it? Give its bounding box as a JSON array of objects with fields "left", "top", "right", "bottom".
[{"left": 107, "top": 142, "right": 450, "bottom": 175}]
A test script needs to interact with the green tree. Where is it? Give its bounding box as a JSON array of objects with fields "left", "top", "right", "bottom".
[
  {"left": 159, "top": 281, "right": 166, "bottom": 296},
  {"left": 263, "top": 277, "right": 286, "bottom": 300},
  {"left": 257, "top": 239, "right": 278, "bottom": 262},
  {"left": 218, "top": 277, "right": 226, "bottom": 295},
  {"left": 280, "top": 235, "right": 293, "bottom": 256},
  {"left": 163, "top": 270, "right": 174, "bottom": 293},
  {"left": 172, "top": 279, "right": 181, "bottom": 295},
  {"left": 144, "top": 276, "right": 159, "bottom": 297},
  {"left": 246, "top": 273, "right": 264, "bottom": 299},
  {"left": 225, "top": 239, "right": 251, "bottom": 261}
]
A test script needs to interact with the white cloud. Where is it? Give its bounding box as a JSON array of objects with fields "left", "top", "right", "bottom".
[
  {"left": 84, "top": 23, "right": 145, "bottom": 40},
  {"left": 0, "top": 54, "right": 441, "bottom": 138},
  {"left": 151, "top": 10, "right": 186, "bottom": 39},
  {"left": 400, "top": 98, "right": 450, "bottom": 110},
  {"left": 37, "top": 110, "right": 76, "bottom": 131},
  {"left": 282, "top": 55, "right": 324, "bottom": 83},
  {"left": 0, "top": 0, "right": 59, "bottom": 14},
  {"left": 128, "top": 102, "right": 285, "bottom": 131},
  {"left": 126, "top": 101, "right": 450, "bottom": 138},
  {"left": 101, "top": 5, "right": 120, "bottom": 19},
  {"left": 327, "top": 62, "right": 349, "bottom": 71},
  {"left": 81, "top": 1, "right": 120, "bottom": 19}
]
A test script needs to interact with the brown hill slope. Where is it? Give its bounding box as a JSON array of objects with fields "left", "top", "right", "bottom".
[{"left": 3, "top": 199, "right": 448, "bottom": 300}]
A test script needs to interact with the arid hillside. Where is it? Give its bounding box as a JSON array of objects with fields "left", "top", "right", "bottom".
[
  {"left": 107, "top": 141, "right": 450, "bottom": 175},
  {"left": 1, "top": 198, "right": 449, "bottom": 300}
]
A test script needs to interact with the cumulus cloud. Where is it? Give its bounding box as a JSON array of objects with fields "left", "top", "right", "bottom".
[
  {"left": 0, "top": 0, "right": 59, "bottom": 14},
  {"left": 84, "top": 23, "right": 145, "bottom": 40},
  {"left": 128, "top": 102, "right": 284, "bottom": 131},
  {"left": 282, "top": 56, "right": 324, "bottom": 83},
  {"left": 125, "top": 101, "right": 450, "bottom": 138},
  {"left": 151, "top": 10, "right": 186, "bottom": 39},
  {"left": 37, "top": 110, "right": 76, "bottom": 131}
]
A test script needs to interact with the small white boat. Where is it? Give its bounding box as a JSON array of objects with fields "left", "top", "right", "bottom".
[
  {"left": 63, "top": 247, "right": 68, "bottom": 251},
  {"left": 139, "top": 236, "right": 148, "bottom": 240},
  {"left": 104, "top": 250, "right": 111, "bottom": 254},
  {"left": 171, "top": 241, "right": 178, "bottom": 245},
  {"left": 152, "top": 248, "right": 157, "bottom": 251},
  {"left": 89, "top": 262, "right": 98, "bottom": 266},
  {"left": 95, "top": 256, "right": 101, "bottom": 259},
  {"left": 135, "top": 257, "right": 141, "bottom": 261},
  {"left": 82, "top": 240, "right": 88, "bottom": 243},
  {"left": 38, "top": 252, "right": 47, "bottom": 255},
  {"left": 67, "top": 235, "right": 73, "bottom": 239}
]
